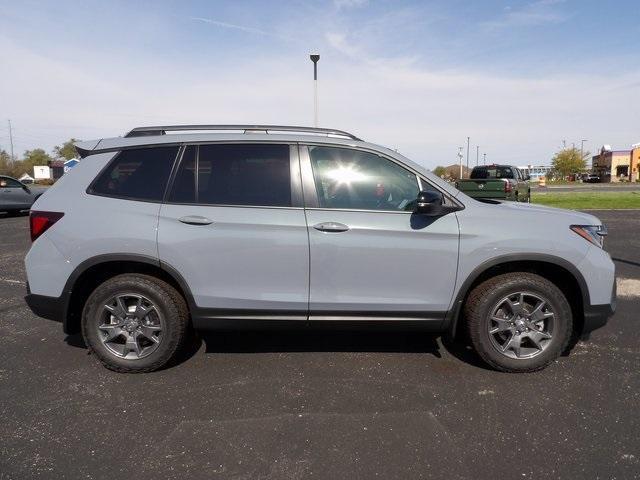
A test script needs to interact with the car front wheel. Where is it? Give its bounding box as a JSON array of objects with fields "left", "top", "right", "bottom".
[
  {"left": 81, "top": 274, "right": 189, "bottom": 373},
  {"left": 464, "top": 272, "right": 572, "bottom": 372}
]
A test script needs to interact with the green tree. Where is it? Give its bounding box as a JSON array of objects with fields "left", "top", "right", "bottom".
[
  {"left": 53, "top": 138, "right": 81, "bottom": 160},
  {"left": 551, "top": 147, "right": 588, "bottom": 179},
  {"left": 23, "top": 148, "right": 52, "bottom": 166},
  {"left": 0, "top": 150, "right": 10, "bottom": 173},
  {"left": 433, "top": 166, "right": 447, "bottom": 178}
]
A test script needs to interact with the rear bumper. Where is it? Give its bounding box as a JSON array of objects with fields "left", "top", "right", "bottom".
[
  {"left": 24, "top": 283, "right": 65, "bottom": 324},
  {"left": 582, "top": 279, "right": 617, "bottom": 336}
]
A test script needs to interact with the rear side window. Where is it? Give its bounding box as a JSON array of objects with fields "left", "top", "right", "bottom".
[
  {"left": 90, "top": 147, "right": 178, "bottom": 201},
  {"left": 169, "top": 144, "right": 291, "bottom": 207}
]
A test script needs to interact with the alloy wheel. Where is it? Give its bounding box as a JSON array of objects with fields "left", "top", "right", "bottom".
[
  {"left": 97, "top": 293, "right": 164, "bottom": 360},
  {"left": 488, "top": 291, "right": 554, "bottom": 359}
]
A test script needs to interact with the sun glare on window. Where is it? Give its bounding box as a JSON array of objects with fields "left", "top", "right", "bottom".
[{"left": 324, "top": 165, "right": 368, "bottom": 184}]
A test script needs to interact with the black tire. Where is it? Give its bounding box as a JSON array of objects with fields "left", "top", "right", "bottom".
[
  {"left": 464, "top": 272, "right": 572, "bottom": 373},
  {"left": 81, "top": 274, "right": 189, "bottom": 373}
]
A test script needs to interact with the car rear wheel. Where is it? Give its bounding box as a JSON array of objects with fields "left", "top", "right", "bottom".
[
  {"left": 81, "top": 274, "right": 189, "bottom": 373},
  {"left": 464, "top": 272, "right": 572, "bottom": 372}
]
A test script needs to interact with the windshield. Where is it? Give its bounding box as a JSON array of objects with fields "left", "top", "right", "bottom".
[{"left": 470, "top": 167, "right": 513, "bottom": 179}]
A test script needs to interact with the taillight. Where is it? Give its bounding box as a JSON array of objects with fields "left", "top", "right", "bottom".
[
  {"left": 30, "top": 211, "right": 64, "bottom": 242},
  {"left": 504, "top": 181, "right": 512, "bottom": 193}
]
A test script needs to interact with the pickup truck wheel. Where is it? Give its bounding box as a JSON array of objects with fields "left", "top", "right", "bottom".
[
  {"left": 81, "top": 274, "right": 189, "bottom": 373},
  {"left": 464, "top": 273, "right": 572, "bottom": 372}
]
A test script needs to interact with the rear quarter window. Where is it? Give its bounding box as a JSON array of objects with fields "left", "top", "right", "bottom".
[{"left": 89, "top": 147, "right": 179, "bottom": 201}]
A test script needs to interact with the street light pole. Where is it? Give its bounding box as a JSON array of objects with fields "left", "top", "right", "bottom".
[
  {"left": 8, "top": 119, "right": 14, "bottom": 162},
  {"left": 581, "top": 139, "right": 587, "bottom": 161},
  {"left": 466, "top": 137, "right": 470, "bottom": 178},
  {"left": 476, "top": 145, "right": 479, "bottom": 167},
  {"left": 310, "top": 54, "right": 320, "bottom": 127},
  {"left": 483, "top": 153, "right": 486, "bottom": 165},
  {"left": 457, "top": 146, "right": 464, "bottom": 180}
]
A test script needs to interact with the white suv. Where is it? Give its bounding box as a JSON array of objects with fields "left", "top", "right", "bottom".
[{"left": 25, "top": 125, "right": 616, "bottom": 373}]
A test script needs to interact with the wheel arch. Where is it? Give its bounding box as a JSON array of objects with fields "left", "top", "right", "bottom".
[
  {"left": 447, "top": 254, "right": 589, "bottom": 339},
  {"left": 62, "top": 254, "right": 195, "bottom": 335}
]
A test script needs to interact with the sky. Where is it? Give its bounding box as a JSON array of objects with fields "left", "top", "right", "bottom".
[{"left": 1, "top": 0, "right": 639, "bottom": 168}]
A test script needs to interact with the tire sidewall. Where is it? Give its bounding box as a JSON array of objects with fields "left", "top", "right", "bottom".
[{"left": 82, "top": 276, "right": 182, "bottom": 372}]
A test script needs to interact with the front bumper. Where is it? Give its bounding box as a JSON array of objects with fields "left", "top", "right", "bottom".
[{"left": 581, "top": 278, "right": 617, "bottom": 337}]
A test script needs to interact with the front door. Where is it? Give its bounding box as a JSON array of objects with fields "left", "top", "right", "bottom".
[
  {"left": 157, "top": 143, "right": 309, "bottom": 321},
  {"left": 301, "top": 145, "right": 459, "bottom": 322},
  {"left": 0, "top": 177, "right": 31, "bottom": 210}
]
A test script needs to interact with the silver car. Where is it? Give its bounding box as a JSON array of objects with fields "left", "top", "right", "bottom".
[
  {"left": 0, "top": 176, "right": 46, "bottom": 214},
  {"left": 24, "top": 125, "right": 616, "bottom": 373}
]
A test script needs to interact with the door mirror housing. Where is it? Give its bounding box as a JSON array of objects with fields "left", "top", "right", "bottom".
[
  {"left": 414, "top": 190, "right": 444, "bottom": 215},
  {"left": 22, "top": 184, "right": 31, "bottom": 194}
]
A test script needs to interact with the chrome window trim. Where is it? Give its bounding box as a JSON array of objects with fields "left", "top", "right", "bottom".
[{"left": 304, "top": 207, "right": 414, "bottom": 215}]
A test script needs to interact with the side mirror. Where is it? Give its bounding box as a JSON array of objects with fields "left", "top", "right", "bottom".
[
  {"left": 525, "top": 175, "right": 531, "bottom": 181},
  {"left": 22, "top": 184, "right": 31, "bottom": 194},
  {"left": 415, "top": 190, "right": 444, "bottom": 215}
]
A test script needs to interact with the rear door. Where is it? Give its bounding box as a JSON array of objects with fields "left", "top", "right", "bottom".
[
  {"left": 301, "top": 145, "right": 459, "bottom": 322},
  {"left": 157, "top": 143, "right": 309, "bottom": 321}
]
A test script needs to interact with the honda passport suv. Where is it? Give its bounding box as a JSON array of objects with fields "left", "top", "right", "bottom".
[{"left": 24, "top": 125, "right": 616, "bottom": 373}]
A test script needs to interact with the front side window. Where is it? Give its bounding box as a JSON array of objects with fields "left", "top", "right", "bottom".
[
  {"left": 1, "top": 177, "right": 23, "bottom": 188},
  {"left": 309, "top": 146, "right": 419, "bottom": 211},
  {"left": 169, "top": 144, "right": 291, "bottom": 207},
  {"left": 90, "top": 147, "right": 178, "bottom": 201}
]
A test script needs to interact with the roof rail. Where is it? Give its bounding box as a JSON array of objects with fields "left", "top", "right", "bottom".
[{"left": 124, "top": 124, "right": 362, "bottom": 141}]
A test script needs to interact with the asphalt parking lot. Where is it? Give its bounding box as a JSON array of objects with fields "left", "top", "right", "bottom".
[{"left": 1, "top": 210, "right": 639, "bottom": 479}]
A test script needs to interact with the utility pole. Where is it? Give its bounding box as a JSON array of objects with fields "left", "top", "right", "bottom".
[
  {"left": 310, "top": 54, "right": 320, "bottom": 127},
  {"left": 8, "top": 119, "right": 14, "bottom": 162},
  {"left": 476, "top": 145, "right": 479, "bottom": 167},
  {"left": 483, "top": 153, "right": 486, "bottom": 165},
  {"left": 466, "top": 137, "right": 470, "bottom": 178},
  {"left": 580, "top": 139, "right": 587, "bottom": 160},
  {"left": 562, "top": 139, "right": 566, "bottom": 150},
  {"left": 457, "top": 146, "right": 464, "bottom": 180}
]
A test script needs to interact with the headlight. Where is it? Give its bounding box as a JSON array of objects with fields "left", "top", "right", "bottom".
[{"left": 570, "top": 224, "right": 607, "bottom": 248}]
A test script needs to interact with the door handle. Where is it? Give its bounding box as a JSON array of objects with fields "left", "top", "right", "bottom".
[
  {"left": 178, "top": 215, "right": 213, "bottom": 226},
  {"left": 313, "top": 222, "right": 349, "bottom": 233}
]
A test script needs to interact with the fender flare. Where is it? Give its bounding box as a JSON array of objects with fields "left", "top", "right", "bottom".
[
  {"left": 61, "top": 253, "right": 197, "bottom": 334},
  {"left": 445, "top": 253, "right": 590, "bottom": 337}
]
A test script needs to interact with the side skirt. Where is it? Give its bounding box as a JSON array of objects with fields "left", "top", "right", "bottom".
[{"left": 192, "top": 309, "right": 447, "bottom": 332}]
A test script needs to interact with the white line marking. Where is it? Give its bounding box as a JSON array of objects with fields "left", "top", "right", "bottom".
[{"left": 0, "top": 277, "right": 25, "bottom": 285}]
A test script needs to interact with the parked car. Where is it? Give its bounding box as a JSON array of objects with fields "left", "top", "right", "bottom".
[
  {"left": 583, "top": 174, "right": 601, "bottom": 183},
  {"left": 24, "top": 125, "right": 616, "bottom": 373},
  {"left": 455, "top": 165, "right": 530, "bottom": 202},
  {"left": 0, "top": 176, "right": 47, "bottom": 214}
]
